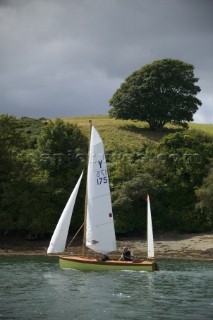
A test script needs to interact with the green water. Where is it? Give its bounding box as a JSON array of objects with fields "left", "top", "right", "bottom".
[{"left": 0, "top": 256, "right": 212, "bottom": 319}]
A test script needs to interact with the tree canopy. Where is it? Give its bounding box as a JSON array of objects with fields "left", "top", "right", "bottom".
[
  {"left": 0, "top": 115, "right": 212, "bottom": 237},
  {"left": 0, "top": 114, "right": 26, "bottom": 183},
  {"left": 37, "top": 119, "right": 88, "bottom": 172},
  {"left": 196, "top": 167, "right": 213, "bottom": 229},
  {"left": 109, "top": 59, "right": 202, "bottom": 130},
  {"left": 0, "top": 116, "right": 88, "bottom": 237}
]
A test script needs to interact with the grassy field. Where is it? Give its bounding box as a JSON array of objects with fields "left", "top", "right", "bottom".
[
  {"left": 60, "top": 115, "right": 213, "bottom": 150},
  {"left": 190, "top": 123, "right": 213, "bottom": 135}
]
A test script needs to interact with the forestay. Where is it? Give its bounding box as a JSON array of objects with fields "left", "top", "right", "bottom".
[{"left": 86, "top": 126, "right": 117, "bottom": 254}]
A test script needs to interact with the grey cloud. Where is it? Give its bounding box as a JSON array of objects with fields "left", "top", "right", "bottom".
[{"left": 0, "top": 0, "right": 212, "bottom": 122}]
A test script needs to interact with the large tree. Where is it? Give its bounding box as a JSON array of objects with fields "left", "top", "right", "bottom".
[{"left": 109, "top": 59, "right": 202, "bottom": 130}]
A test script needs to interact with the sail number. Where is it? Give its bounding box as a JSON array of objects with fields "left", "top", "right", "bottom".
[{"left": 97, "top": 169, "right": 108, "bottom": 185}]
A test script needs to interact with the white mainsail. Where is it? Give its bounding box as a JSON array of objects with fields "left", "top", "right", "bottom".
[
  {"left": 147, "top": 194, "right": 154, "bottom": 259},
  {"left": 86, "top": 126, "right": 117, "bottom": 254},
  {"left": 47, "top": 172, "right": 83, "bottom": 254}
]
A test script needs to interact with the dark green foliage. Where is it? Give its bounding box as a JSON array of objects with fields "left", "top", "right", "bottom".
[
  {"left": 112, "top": 173, "right": 157, "bottom": 234},
  {"left": 110, "top": 129, "right": 213, "bottom": 233},
  {"left": 0, "top": 113, "right": 212, "bottom": 238},
  {"left": 0, "top": 115, "right": 87, "bottom": 237},
  {"left": 196, "top": 167, "right": 213, "bottom": 230},
  {"left": 148, "top": 130, "right": 213, "bottom": 232},
  {"left": 17, "top": 117, "right": 46, "bottom": 148},
  {"left": 0, "top": 114, "right": 26, "bottom": 183},
  {"left": 109, "top": 59, "right": 202, "bottom": 130},
  {"left": 37, "top": 118, "right": 88, "bottom": 173}
]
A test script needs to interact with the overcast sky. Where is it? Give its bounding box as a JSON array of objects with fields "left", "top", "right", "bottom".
[{"left": 0, "top": 0, "right": 213, "bottom": 123}]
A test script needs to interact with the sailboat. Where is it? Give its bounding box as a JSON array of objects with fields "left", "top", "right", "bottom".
[{"left": 47, "top": 126, "right": 159, "bottom": 272}]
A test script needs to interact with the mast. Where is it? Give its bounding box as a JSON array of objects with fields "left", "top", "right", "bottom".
[{"left": 82, "top": 120, "right": 92, "bottom": 255}]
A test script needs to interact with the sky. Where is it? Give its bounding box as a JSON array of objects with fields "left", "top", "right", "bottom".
[{"left": 0, "top": 0, "right": 213, "bottom": 123}]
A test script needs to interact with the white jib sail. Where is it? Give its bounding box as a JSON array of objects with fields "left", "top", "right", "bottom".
[
  {"left": 86, "top": 126, "right": 117, "bottom": 254},
  {"left": 47, "top": 172, "right": 83, "bottom": 254},
  {"left": 147, "top": 194, "right": 155, "bottom": 259}
]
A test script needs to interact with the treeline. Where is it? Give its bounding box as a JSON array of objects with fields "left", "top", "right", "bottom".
[
  {"left": 0, "top": 114, "right": 213, "bottom": 239},
  {"left": 0, "top": 115, "right": 88, "bottom": 239}
]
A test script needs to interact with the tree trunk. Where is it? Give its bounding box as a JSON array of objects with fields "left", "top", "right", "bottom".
[{"left": 148, "top": 119, "right": 165, "bottom": 130}]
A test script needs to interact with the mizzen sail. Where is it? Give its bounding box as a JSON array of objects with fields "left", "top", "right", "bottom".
[{"left": 147, "top": 194, "right": 154, "bottom": 259}]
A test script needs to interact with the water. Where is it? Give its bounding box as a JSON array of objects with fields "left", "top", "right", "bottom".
[{"left": 0, "top": 256, "right": 212, "bottom": 320}]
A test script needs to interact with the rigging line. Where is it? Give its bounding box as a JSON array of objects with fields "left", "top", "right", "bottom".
[{"left": 66, "top": 222, "right": 84, "bottom": 250}]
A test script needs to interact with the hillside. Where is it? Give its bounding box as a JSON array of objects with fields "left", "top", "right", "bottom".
[
  {"left": 0, "top": 114, "right": 212, "bottom": 238},
  {"left": 60, "top": 115, "right": 213, "bottom": 147}
]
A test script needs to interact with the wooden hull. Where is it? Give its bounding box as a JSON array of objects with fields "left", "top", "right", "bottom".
[{"left": 59, "top": 256, "right": 159, "bottom": 272}]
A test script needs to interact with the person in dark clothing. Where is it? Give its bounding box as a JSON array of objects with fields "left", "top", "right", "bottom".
[
  {"left": 120, "top": 246, "right": 133, "bottom": 261},
  {"left": 101, "top": 254, "right": 110, "bottom": 261}
]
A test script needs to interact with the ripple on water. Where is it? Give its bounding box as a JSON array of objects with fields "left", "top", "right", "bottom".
[{"left": 0, "top": 257, "right": 212, "bottom": 320}]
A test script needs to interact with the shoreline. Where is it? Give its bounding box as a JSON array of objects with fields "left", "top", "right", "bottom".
[{"left": 0, "top": 233, "right": 213, "bottom": 260}]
